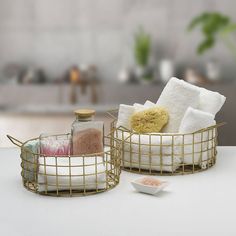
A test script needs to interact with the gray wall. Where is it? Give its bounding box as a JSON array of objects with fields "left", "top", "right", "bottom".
[{"left": 0, "top": 0, "right": 235, "bottom": 81}]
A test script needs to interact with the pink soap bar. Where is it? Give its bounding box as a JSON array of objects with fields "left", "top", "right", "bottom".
[
  {"left": 139, "top": 177, "right": 163, "bottom": 187},
  {"left": 40, "top": 138, "right": 70, "bottom": 156},
  {"left": 73, "top": 128, "right": 103, "bottom": 155}
]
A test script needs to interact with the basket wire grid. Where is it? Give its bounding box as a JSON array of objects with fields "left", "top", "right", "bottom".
[
  {"left": 108, "top": 110, "right": 225, "bottom": 175},
  {"left": 7, "top": 134, "right": 121, "bottom": 197}
]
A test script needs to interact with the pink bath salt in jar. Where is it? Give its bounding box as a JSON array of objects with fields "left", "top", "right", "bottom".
[{"left": 71, "top": 109, "right": 104, "bottom": 156}]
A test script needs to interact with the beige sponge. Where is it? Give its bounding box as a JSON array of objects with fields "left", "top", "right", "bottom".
[{"left": 131, "top": 107, "right": 169, "bottom": 133}]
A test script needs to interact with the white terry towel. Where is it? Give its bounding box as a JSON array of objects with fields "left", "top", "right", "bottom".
[
  {"left": 116, "top": 104, "right": 135, "bottom": 130},
  {"left": 179, "top": 107, "right": 216, "bottom": 133},
  {"left": 38, "top": 155, "right": 106, "bottom": 192},
  {"left": 115, "top": 130, "right": 181, "bottom": 172},
  {"left": 116, "top": 101, "right": 156, "bottom": 131},
  {"left": 178, "top": 107, "right": 216, "bottom": 167},
  {"left": 134, "top": 100, "right": 156, "bottom": 112},
  {"left": 133, "top": 103, "right": 146, "bottom": 112},
  {"left": 198, "top": 88, "right": 226, "bottom": 116},
  {"left": 177, "top": 80, "right": 226, "bottom": 116},
  {"left": 23, "top": 140, "right": 39, "bottom": 182},
  {"left": 156, "top": 77, "right": 200, "bottom": 132},
  {"left": 144, "top": 100, "right": 156, "bottom": 108}
]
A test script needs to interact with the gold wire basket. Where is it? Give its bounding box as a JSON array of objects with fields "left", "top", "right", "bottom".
[
  {"left": 7, "top": 134, "right": 121, "bottom": 197},
  {"left": 108, "top": 110, "right": 225, "bottom": 175}
]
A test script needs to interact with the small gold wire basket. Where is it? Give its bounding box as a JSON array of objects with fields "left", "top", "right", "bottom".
[
  {"left": 108, "top": 110, "right": 225, "bottom": 175},
  {"left": 7, "top": 134, "right": 121, "bottom": 197}
]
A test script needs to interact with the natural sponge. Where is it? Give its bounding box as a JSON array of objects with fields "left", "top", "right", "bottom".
[{"left": 131, "top": 107, "right": 169, "bottom": 133}]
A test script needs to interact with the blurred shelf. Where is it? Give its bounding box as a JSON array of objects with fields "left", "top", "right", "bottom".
[{"left": 0, "top": 104, "right": 117, "bottom": 115}]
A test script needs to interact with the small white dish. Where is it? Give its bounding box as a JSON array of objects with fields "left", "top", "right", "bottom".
[{"left": 131, "top": 177, "right": 169, "bottom": 195}]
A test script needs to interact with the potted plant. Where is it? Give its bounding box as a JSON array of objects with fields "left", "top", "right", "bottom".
[
  {"left": 134, "top": 27, "right": 152, "bottom": 82},
  {"left": 188, "top": 12, "right": 236, "bottom": 81}
]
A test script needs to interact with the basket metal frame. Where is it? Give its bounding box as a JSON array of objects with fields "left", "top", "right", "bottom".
[
  {"left": 108, "top": 109, "right": 225, "bottom": 175},
  {"left": 7, "top": 134, "right": 121, "bottom": 197}
]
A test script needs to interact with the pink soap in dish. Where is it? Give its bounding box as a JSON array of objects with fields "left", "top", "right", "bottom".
[
  {"left": 138, "top": 177, "right": 165, "bottom": 186},
  {"left": 131, "top": 177, "right": 169, "bottom": 195}
]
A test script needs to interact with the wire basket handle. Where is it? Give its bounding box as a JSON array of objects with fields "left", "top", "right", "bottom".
[
  {"left": 7, "top": 135, "right": 23, "bottom": 147},
  {"left": 106, "top": 109, "right": 118, "bottom": 120}
]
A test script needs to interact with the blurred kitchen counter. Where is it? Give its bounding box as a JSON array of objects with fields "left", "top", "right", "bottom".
[
  {"left": 0, "top": 82, "right": 235, "bottom": 105},
  {"left": 0, "top": 83, "right": 235, "bottom": 146}
]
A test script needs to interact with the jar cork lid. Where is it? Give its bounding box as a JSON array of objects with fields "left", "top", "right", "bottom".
[{"left": 74, "top": 109, "right": 95, "bottom": 118}]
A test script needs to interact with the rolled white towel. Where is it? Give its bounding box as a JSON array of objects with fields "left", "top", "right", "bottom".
[
  {"left": 116, "top": 104, "right": 135, "bottom": 130},
  {"left": 38, "top": 155, "right": 106, "bottom": 192},
  {"left": 156, "top": 77, "right": 200, "bottom": 132},
  {"left": 178, "top": 107, "right": 216, "bottom": 166}
]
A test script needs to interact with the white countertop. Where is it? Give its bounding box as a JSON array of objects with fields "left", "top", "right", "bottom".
[{"left": 1, "top": 147, "right": 236, "bottom": 236}]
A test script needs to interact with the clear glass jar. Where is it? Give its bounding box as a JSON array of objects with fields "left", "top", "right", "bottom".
[{"left": 71, "top": 109, "right": 104, "bottom": 155}]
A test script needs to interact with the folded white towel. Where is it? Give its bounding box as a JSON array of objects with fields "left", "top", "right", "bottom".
[
  {"left": 178, "top": 107, "right": 216, "bottom": 166},
  {"left": 38, "top": 156, "right": 106, "bottom": 192},
  {"left": 117, "top": 101, "right": 158, "bottom": 132},
  {"left": 198, "top": 87, "right": 226, "bottom": 116},
  {"left": 133, "top": 103, "right": 146, "bottom": 112},
  {"left": 144, "top": 100, "right": 156, "bottom": 108},
  {"left": 179, "top": 107, "right": 216, "bottom": 133},
  {"left": 176, "top": 80, "right": 226, "bottom": 116},
  {"left": 156, "top": 77, "right": 200, "bottom": 132},
  {"left": 134, "top": 100, "right": 157, "bottom": 112},
  {"left": 116, "top": 130, "right": 181, "bottom": 172},
  {"left": 122, "top": 152, "right": 181, "bottom": 172},
  {"left": 116, "top": 104, "right": 135, "bottom": 130}
]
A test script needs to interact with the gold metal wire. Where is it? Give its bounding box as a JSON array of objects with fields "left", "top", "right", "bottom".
[
  {"left": 7, "top": 134, "right": 121, "bottom": 197},
  {"left": 108, "top": 110, "right": 225, "bottom": 176}
]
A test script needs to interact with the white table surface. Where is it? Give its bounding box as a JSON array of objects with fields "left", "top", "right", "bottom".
[{"left": 0, "top": 147, "right": 236, "bottom": 236}]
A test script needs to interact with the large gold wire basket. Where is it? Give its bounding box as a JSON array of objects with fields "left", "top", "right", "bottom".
[
  {"left": 7, "top": 134, "right": 121, "bottom": 197},
  {"left": 108, "top": 110, "right": 225, "bottom": 176}
]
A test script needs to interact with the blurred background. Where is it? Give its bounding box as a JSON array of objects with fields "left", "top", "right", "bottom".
[{"left": 0, "top": 0, "right": 235, "bottom": 146}]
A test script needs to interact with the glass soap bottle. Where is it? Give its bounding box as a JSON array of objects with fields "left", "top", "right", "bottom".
[{"left": 71, "top": 109, "right": 104, "bottom": 155}]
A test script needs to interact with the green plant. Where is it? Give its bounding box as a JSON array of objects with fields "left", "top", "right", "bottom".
[
  {"left": 134, "top": 27, "right": 151, "bottom": 66},
  {"left": 188, "top": 12, "right": 236, "bottom": 59}
]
